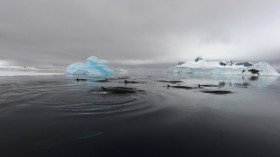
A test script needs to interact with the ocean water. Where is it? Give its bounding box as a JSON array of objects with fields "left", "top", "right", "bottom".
[{"left": 1, "top": 70, "right": 280, "bottom": 157}]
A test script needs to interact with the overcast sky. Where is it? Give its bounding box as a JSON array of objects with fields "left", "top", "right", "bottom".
[{"left": 0, "top": 0, "right": 280, "bottom": 67}]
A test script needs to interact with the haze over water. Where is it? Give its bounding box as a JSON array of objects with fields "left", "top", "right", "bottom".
[{"left": 1, "top": 68, "right": 280, "bottom": 157}]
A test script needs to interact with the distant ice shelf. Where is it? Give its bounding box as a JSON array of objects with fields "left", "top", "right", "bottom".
[
  {"left": 0, "top": 65, "right": 63, "bottom": 76},
  {"left": 0, "top": 71, "right": 63, "bottom": 76},
  {"left": 65, "top": 56, "right": 114, "bottom": 77},
  {"left": 0, "top": 65, "right": 39, "bottom": 71},
  {"left": 168, "top": 57, "right": 280, "bottom": 76}
]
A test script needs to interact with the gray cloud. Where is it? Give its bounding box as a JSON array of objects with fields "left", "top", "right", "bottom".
[{"left": 0, "top": 0, "right": 280, "bottom": 67}]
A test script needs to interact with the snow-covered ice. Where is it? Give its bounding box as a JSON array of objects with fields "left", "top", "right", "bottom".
[
  {"left": 0, "top": 65, "right": 63, "bottom": 76},
  {"left": 169, "top": 57, "right": 280, "bottom": 76},
  {"left": 65, "top": 56, "right": 114, "bottom": 76},
  {"left": 0, "top": 72, "right": 63, "bottom": 76}
]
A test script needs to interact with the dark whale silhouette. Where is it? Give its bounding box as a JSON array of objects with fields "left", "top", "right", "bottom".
[
  {"left": 200, "top": 90, "right": 232, "bottom": 94},
  {"left": 100, "top": 86, "right": 137, "bottom": 94},
  {"left": 157, "top": 80, "right": 182, "bottom": 84},
  {"left": 124, "top": 80, "right": 139, "bottom": 84},
  {"left": 198, "top": 84, "right": 220, "bottom": 88},
  {"left": 242, "top": 70, "right": 245, "bottom": 73},
  {"left": 167, "top": 85, "right": 193, "bottom": 89},
  {"left": 76, "top": 78, "right": 87, "bottom": 82}
]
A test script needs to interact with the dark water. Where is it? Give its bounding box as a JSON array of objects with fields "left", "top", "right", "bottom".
[{"left": 1, "top": 71, "right": 280, "bottom": 157}]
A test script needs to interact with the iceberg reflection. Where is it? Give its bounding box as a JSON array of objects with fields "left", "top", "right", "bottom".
[{"left": 167, "top": 72, "right": 278, "bottom": 88}]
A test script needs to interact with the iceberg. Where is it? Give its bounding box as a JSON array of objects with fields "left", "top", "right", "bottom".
[
  {"left": 169, "top": 57, "right": 280, "bottom": 76},
  {"left": 65, "top": 56, "right": 114, "bottom": 77}
]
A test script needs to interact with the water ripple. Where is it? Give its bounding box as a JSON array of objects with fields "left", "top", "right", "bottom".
[{"left": 2, "top": 77, "right": 157, "bottom": 115}]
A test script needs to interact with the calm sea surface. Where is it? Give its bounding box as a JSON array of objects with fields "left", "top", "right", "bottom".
[{"left": 1, "top": 70, "right": 280, "bottom": 157}]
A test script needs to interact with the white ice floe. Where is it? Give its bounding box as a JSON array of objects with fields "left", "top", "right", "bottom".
[{"left": 169, "top": 57, "right": 280, "bottom": 76}]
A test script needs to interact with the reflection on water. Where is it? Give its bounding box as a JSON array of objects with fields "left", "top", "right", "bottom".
[
  {"left": 167, "top": 72, "right": 278, "bottom": 88},
  {"left": 0, "top": 72, "right": 280, "bottom": 157}
]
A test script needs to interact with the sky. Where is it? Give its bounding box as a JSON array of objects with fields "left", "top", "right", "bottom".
[{"left": 0, "top": 0, "right": 280, "bottom": 67}]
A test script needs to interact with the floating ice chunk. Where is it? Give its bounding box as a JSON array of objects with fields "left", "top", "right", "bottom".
[
  {"left": 169, "top": 58, "right": 280, "bottom": 76},
  {"left": 65, "top": 56, "right": 114, "bottom": 76}
]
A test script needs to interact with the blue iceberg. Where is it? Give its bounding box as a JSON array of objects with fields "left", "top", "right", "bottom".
[{"left": 65, "top": 56, "right": 114, "bottom": 76}]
